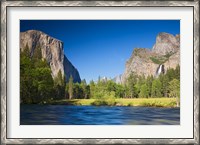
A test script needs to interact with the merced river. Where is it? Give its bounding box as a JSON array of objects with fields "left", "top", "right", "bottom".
[{"left": 20, "top": 105, "right": 180, "bottom": 125}]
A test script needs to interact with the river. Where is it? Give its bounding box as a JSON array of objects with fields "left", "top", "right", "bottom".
[{"left": 20, "top": 105, "right": 180, "bottom": 125}]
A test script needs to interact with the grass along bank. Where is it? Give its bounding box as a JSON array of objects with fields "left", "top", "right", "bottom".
[{"left": 49, "top": 98, "right": 178, "bottom": 107}]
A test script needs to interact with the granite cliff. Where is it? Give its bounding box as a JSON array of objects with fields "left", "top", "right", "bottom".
[
  {"left": 20, "top": 30, "right": 81, "bottom": 83},
  {"left": 122, "top": 32, "right": 180, "bottom": 83},
  {"left": 113, "top": 74, "right": 123, "bottom": 84}
]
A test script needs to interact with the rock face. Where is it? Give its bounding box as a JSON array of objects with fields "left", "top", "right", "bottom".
[
  {"left": 20, "top": 30, "right": 81, "bottom": 83},
  {"left": 122, "top": 32, "right": 180, "bottom": 83},
  {"left": 112, "top": 74, "right": 123, "bottom": 84},
  {"left": 63, "top": 56, "right": 81, "bottom": 83},
  {"left": 153, "top": 32, "right": 180, "bottom": 55}
]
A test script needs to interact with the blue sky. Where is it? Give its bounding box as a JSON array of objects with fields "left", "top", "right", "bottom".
[{"left": 20, "top": 20, "right": 180, "bottom": 83}]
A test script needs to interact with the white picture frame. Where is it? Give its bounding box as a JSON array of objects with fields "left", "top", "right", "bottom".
[{"left": 1, "top": 1, "right": 199, "bottom": 144}]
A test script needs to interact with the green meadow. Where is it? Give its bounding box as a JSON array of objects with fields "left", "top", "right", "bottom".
[{"left": 49, "top": 98, "right": 177, "bottom": 108}]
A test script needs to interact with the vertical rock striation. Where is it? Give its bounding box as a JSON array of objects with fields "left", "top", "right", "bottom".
[
  {"left": 122, "top": 32, "right": 180, "bottom": 83},
  {"left": 112, "top": 74, "right": 123, "bottom": 84},
  {"left": 152, "top": 32, "right": 180, "bottom": 55},
  {"left": 20, "top": 30, "right": 81, "bottom": 83}
]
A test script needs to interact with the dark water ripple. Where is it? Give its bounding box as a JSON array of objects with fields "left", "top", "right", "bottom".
[{"left": 20, "top": 105, "right": 180, "bottom": 125}]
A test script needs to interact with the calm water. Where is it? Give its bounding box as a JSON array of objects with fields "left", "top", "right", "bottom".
[{"left": 20, "top": 105, "right": 180, "bottom": 125}]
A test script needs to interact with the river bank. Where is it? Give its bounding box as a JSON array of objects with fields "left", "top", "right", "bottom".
[{"left": 48, "top": 98, "right": 178, "bottom": 108}]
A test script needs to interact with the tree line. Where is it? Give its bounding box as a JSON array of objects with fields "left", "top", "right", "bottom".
[
  {"left": 65, "top": 65, "right": 180, "bottom": 100},
  {"left": 20, "top": 45, "right": 180, "bottom": 105}
]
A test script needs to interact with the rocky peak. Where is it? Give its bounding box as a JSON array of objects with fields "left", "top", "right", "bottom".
[
  {"left": 20, "top": 30, "right": 81, "bottom": 83},
  {"left": 152, "top": 32, "right": 179, "bottom": 55},
  {"left": 122, "top": 32, "right": 180, "bottom": 83}
]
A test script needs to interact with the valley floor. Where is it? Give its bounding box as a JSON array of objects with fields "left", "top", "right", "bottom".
[{"left": 49, "top": 98, "right": 178, "bottom": 108}]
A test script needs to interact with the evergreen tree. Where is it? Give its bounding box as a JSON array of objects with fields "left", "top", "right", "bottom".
[
  {"left": 168, "top": 79, "right": 180, "bottom": 107},
  {"left": 159, "top": 74, "right": 169, "bottom": 97},
  {"left": 166, "top": 68, "right": 175, "bottom": 81},
  {"left": 115, "top": 84, "right": 125, "bottom": 98},
  {"left": 151, "top": 79, "right": 162, "bottom": 97},
  {"left": 106, "top": 80, "right": 116, "bottom": 92},
  {"left": 73, "top": 83, "right": 83, "bottom": 99},
  {"left": 85, "top": 85, "right": 91, "bottom": 99},
  {"left": 81, "top": 79, "right": 87, "bottom": 99},
  {"left": 139, "top": 84, "right": 149, "bottom": 98},
  {"left": 32, "top": 67, "right": 54, "bottom": 103},
  {"left": 146, "top": 75, "right": 153, "bottom": 97},
  {"left": 20, "top": 54, "right": 34, "bottom": 103},
  {"left": 126, "top": 73, "right": 138, "bottom": 98},
  {"left": 54, "top": 70, "right": 65, "bottom": 100},
  {"left": 54, "top": 70, "right": 65, "bottom": 86},
  {"left": 175, "top": 65, "right": 180, "bottom": 80},
  {"left": 68, "top": 75, "right": 74, "bottom": 99},
  {"left": 65, "top": 83, "right": 69, "bottom": 99},
  {"left": 124, "top": 84, "right": 129, "bottom": 98},
  {"left": 134, "top": 83, "right": 140, "bottom": 98},
  {"left": 20, "top": 45, "right": 54, "bottom": 104},
  {"left": 89, "top": 80, "right": 95, "bottom": 98}
]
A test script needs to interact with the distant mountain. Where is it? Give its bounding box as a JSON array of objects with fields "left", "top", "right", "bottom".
[
  {"left": 112, "top": 74, "right": 123, "bottom": 84},
  {"left": 97, "top": 76, "right": 111, "bottom": 82},
  {"left": 20, "top": 30, "right": 81, "bottom": 83},
  {"left": 122, "top": 32, "right": 180, "bottom": 83},
  {"left": 97, "top": 75, "right": 123, "bottom": 84}
]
